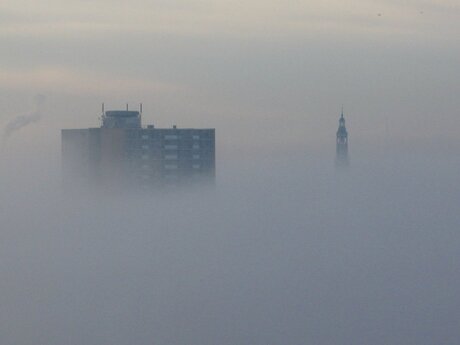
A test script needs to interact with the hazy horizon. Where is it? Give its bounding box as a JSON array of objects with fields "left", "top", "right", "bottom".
[{"left": 1, "top": 1, "right": 460, "bottom": 344}]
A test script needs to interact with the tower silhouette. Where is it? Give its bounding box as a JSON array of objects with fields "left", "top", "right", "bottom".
[{"left": 336, "top": 109, "right": 349, "bottom": 167}]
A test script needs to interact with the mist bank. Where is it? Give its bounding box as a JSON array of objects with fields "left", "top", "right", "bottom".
[{"left": 0, "top": 144, "right": 459, "bottom": 345}]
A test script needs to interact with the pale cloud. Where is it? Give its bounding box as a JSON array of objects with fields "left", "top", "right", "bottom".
[{"left": 0, "top": 67, "right": 182, "bottom": 97}]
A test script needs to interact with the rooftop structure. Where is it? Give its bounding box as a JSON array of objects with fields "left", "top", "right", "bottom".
[{"left": 102, "top": 110, "right": 141, "bottom": 129}]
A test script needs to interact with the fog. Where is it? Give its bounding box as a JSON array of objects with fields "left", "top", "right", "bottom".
[
  {"left": 1, "top": 141, "right": 459, "bottom": 344},
  {"left": 2, "top": 0, "right": 460, "bottom": 344}
]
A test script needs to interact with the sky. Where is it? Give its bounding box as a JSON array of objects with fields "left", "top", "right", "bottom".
[
  {"left": 1, "top": 0, "right": 460, "bottom": 153},
  {"left": 1, "top": 1, "right": 460, "bottom": 344}
]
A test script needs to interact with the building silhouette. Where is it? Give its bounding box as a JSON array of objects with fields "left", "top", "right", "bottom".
[
  {"left": 336, "top": 109, "right": 348, "bottom": 167},
  {"left": 62, "top": 105, "right": 215, "bottom": 188}
]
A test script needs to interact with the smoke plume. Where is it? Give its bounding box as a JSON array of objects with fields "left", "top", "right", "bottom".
[{"left": 3, "top": 94, "right": 46, "bottom": 142}]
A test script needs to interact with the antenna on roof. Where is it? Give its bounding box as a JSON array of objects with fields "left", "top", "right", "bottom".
[
  {"left": 140, "top": 103, "right": 143, "bottom": 114},
  {"left": 126, "top": 103, "right": 129, "bottom": 111},
  {"left": 100, "top": 103, "right": 106, "bottom": 127}
]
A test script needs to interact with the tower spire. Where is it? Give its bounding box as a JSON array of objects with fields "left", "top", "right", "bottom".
[{"left": 336, "top": 108, "right": 349, "bottom": 167}]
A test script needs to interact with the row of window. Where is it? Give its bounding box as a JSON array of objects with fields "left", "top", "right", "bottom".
[
  {"left": 165, "top": 144, "right": 200, "bottom": 149},
  {"left": 141, "top": 154, "right": 201, "bottom": 160},
  {"left": 141, "top": 135, "right": 201, "bottom": 140},
  {"left": 140, "top": 171, "right": 204, "bottom": 180},
  {"left": 141, "top": 144, "right": 201, "bottom": 150},
  {"left": 140, "top": 163, "right": 201, "bottom": 169}
]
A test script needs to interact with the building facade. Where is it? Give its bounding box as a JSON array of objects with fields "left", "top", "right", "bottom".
[{"left": 62, "top": 108, "right": 215, "bottom": 188}]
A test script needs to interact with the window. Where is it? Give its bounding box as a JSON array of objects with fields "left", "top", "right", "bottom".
[
  {"left": 141, "top": 154, "right": 149, "bottom": 160},
  {"left": 193, "top": 154, "right": 200, "bottom": 159},
  {"left": 164, "top": 145, "right": 178, "bottom": 150},
  {"left": 192, "top": 164, "right": 200, "bottom": 169},
  {"left": 192, "top": 144, "right": 200, "bottom": 149},
  {"left": 165, "top": 154, "right": 178, "bottom": 160},
  {"left": 192, "top": 135, "right": 200, "bottom": 140},
  {"left": 165, "top": 164, "right": 178, "bottom": 170},
  {"left": 164, "top": 135, "right": 178, "bottom": 140},
  {"left": 141, "top": 135, "right": 149, "bottom": 140},
  {"left": 142, "top": 145, "right": 149, "bottom": 150}
]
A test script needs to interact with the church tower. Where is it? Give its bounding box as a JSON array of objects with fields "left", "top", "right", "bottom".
[{"left": 336, "top": 109, "right": 349, "bottom": 167}]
